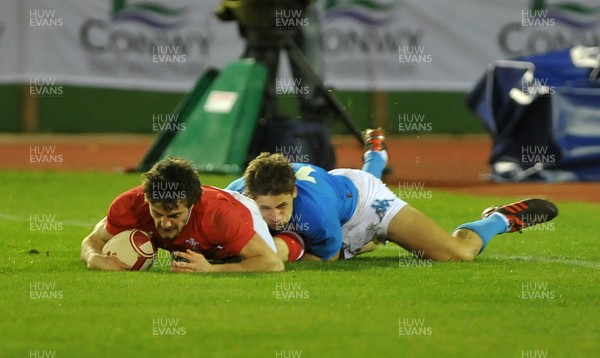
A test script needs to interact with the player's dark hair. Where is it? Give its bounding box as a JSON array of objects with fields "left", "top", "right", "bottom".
[
  {"left": 142, "top": 157, "right": 202, "bottom": 211},
  {"left": 244, "top": 152, "right": 296, "bottom": 198}
]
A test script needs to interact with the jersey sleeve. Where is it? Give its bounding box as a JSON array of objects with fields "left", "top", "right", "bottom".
[
  {"left": 105, "top": 188, "right": 146, "bottom": 235},
  {"left": 225, "top": 177, "right": 246, "bottom": 193}
]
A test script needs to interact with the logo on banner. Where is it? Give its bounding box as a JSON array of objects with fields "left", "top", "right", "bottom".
[
  {"left": 323, "top": 0, "right": 404, "bottom": 45},
  {"left": 79, "top": 0, "right": 213, "bottom": 80},
  {"left": 532, "top": 0, "right": 600, "bottom": 29},
  {"left": 323, "top": 0, "right": 426, "bottom": 81},
  {"left": 110, "top": 0, "right": 188, "bottom": 29},
  {"left": 499, "top": 0, "right": 600, "bottom": 56},
  {"left": 324, "top": 0, "right": 397, "bottom": 26}
]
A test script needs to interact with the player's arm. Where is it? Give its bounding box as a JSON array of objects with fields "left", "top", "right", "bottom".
[
  {"left": 300, "top": 217, "right": 343, "bottom": 262},
  {"left": 172, "top": 233, "right": 284, "bottom": 273},
  {"left": 302, "top": 252, "right": 339, "bottom": 262},
  {"left": 80, "top": 217, "right": 130, "bottom": 271}
]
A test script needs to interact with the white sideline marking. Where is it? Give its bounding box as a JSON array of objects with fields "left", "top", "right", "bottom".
[
  {"left": 0, "top": 212, "right": 95, "bottom": 228},
  {"left": 488, "top": 254, "right": 600, "bottom": 270}
]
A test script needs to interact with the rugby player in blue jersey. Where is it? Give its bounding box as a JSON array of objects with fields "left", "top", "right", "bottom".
[{"left": 227, "top": 129, "right": 558, "bottom": 261}]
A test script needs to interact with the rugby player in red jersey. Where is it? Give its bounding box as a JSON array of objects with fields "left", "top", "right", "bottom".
[{"left": 81, "top": 157, "right": 285, "bottom": 272}]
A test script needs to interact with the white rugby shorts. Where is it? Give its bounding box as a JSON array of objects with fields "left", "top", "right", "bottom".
[{"left": 329, "top": 169, "right": 407, "bottom": 259}]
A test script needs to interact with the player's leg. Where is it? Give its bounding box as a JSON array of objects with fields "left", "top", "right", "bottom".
[
  {"left": 384, "top": 198, "right": 558, "bottom": 261},
  {"left": 341, "top": 195, "right": 489, "bottom": 261},
  {"left": 362, "top": 128, "right": 388, "bottom": 179},
  {"left": 335, "top": 168, "right": 483, "bottom": 260},
  {"left": 455, "top": 198, "right": 558, "bottom": 252},
  {"left": 335, "top": 169, "right": 558, "bottom": 261},
  {"left": 333, "top": 168, "right": 406, "bottom": 259},
  {"left": 384, "top": 205, "right": 484, "bottom": 261}
]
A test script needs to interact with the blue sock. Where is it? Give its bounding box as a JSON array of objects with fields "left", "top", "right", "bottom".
[
  {"left": 455, "top": 213, "right": 508, "bottom": 253},
  {"left": 362, "top": 150, "right": 387, "bottom": 179}
]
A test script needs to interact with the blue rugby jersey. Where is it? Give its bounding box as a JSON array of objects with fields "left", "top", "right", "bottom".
[{"left": 226, "top": 163, "right": 358, "bottom": 260}]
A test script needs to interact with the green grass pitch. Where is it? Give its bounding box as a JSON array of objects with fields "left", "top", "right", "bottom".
[{"left": 1, "top": 171, "right": 598, "bottom": 357}]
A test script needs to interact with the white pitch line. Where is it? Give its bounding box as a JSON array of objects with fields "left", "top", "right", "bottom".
[
  {"left": 488, "top": 254, "right": 600, "bottom": 269},
  {"left": 0, "top": 212, "right": 95, "bottom": 228}
]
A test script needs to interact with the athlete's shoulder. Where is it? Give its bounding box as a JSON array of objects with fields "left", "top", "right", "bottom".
[
  {"left": 291, "top": 162, "right": 327, "bottom": 173},
  {"left": 190, "top": 187, "right": 254, "bottom": 250},
  {"left": 225, "top": 177, "right": 246, "bottom": 193},
  {"left": 194, "top": 186, "right": 247, "bottom": 215},
  {"left": 106, "top": 185, "right": 151, "bottom": 235},
  {"left": 110, "top": 185, "right": 146, "bottom": 208},
  {"left": 196, "top": 186, "right": 233, "bottom": 206},
  {"left": 292, "top": 163, "right": 331, "bottom": 184}
]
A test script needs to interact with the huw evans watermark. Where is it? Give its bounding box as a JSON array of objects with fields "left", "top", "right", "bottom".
[
  {"left": 275, "top": 77, "right": 311, "bottom": 97},
  {"left": 521, "top": 146, "right": 556, "bottom": 167},
  {"left": 521, "top": 349, "right": 549, "bottom": 358},
  {"left": 30, "top": 9, "right": 63, "bottom": 29},
  {"left": 275, "top": 350, "right": 302, "bottom": 358},
  {"left": 521, "top": 9, "right": 556, "bottom": 29},
  {"left": 520, "top": 76, "right": 555, "bottom": 97},
  {"left": 273, "top": 282, "right": 309, "bottom": 300},
  {"left": 521, "top": 282, "right": 555, "bottom": 300},
  {"left": 398, "top": 318, "right": 432, "bottom": 336},
  {"left": 152, "top": 45, "right": 187, "bottom": 64},
  {"left": 398, "top": 182, "right": 433, "bottom": 201},
  {"left": 521, "top": 213, "right": 556, "bottom": 232},
  {"left": 152, "top": 113, "right": 186, "bottom": 133},
  {"left": 29, "top": 146, "right": 63, "bottom": 165},
  {"left": 29, "top": 350, "right": 56, "bottom": 358},
  {"left": 152, "top": 249, "right": 173, "bottom": 269},
  {"left": 397, "top": 113, "right": 432, "bottom": 133},
  {"left": 150, "top": 181, "right": 187, "bottom": 202},
  {"left": 274, "top": 9, "right": 309, "bottom": 29},
  {"left": 152, "top": 318, "right": 186, "bottom": 336},
  {"left": 277, "top": 213, "right": 310, "bottom": 232},
  {"left": 510, "top": 76, "right": 555, "bottom": 105},
  {"left": 399, "top": 249, "right": 433, "bottom": 267},
  {"left": 275, "top": 146, "right": 310, "bottom": 164},
  {"left": 399, "top": 45, "right": 432, "bottom": 64},
  {"left": 30, "top": 213, "right": 63, "bottom": 232},
  {"left": 29, "top": 78, "right": 63, "bottom": 98},
  {"left": 30, "top": 282, "right": 63, "bottom": 300}
]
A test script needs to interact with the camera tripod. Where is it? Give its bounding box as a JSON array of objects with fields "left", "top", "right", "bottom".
[{"left": 241, "top": 28, "right": 364, "bottom": 144}]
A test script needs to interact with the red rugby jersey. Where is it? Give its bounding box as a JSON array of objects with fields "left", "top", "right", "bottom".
[{"left": 105, "top": 185, "right": 255, "bottom": 259}]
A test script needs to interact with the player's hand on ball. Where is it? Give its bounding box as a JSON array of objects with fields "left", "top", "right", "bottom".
[
  {"left": 171, "top": 249, "right": 214, "bottom": 273},
  {"left": 87, "top": 253, "right": 130, "bottom": 271}
]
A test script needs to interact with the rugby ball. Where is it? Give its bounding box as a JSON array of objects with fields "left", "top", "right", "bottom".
[{"left": 102, "top": 229, "right": 157, "bottom": 271}]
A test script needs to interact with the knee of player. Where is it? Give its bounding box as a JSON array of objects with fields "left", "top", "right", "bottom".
[
  {"left": 429, "top": 245, "right": 477, "bottom": 262},
  {"left": 447, "top": 246, "right": 477, "bottom": 262},
  {"left": 459, "top": 250, "right": 477, "bottom": 262}
]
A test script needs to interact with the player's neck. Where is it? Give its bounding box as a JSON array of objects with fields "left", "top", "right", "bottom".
[{"left": 183, "top": 205, "right": 193, "bottom": 226}]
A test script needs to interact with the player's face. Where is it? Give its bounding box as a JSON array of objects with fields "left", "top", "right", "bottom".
[
  {"left": 254, "top": 188, "right": 297, "bottom": 231},
  {"left": 147, "top": 201, "right": 192, "bottom": 239}
]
